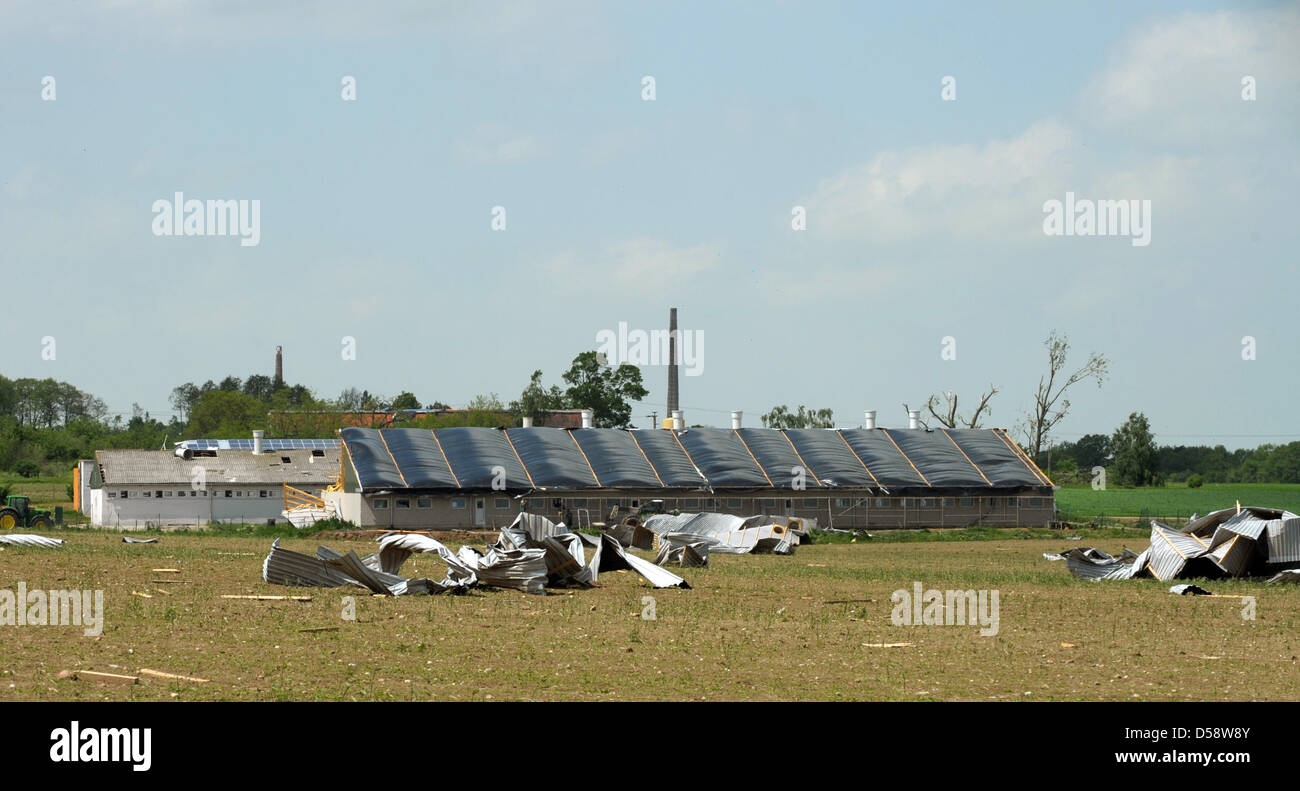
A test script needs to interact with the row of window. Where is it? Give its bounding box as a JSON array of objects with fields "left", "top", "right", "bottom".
[
  {"left": 365, "top": 495, "right": 1048, "bottom": 511},
  {"left": 108, "top": 489, "right": 278, "bottom": 499}
]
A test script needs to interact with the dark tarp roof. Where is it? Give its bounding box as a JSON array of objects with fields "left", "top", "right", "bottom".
[{"left": 340, "top": 426, "right": 1052, "bottom": 494}]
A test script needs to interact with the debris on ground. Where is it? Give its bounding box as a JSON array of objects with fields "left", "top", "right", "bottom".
[
  {"left": 138, "top": 668, "right": 210, "bottom": 684},
  {"left": 261, "top": 512, "right": 689, "bottom": 596},
  {"left": 1051, "top": 505, "right": 1300, "bottom": 582},
  {"left": 642, "top": 512, "right": 809, "bottom": 556},
  {"left": 123, "top": 536, "right": 158, "bottom": 544},
  {"left": 0, "top": 534, "right": 65, "bottom": 547},
  {"left": 1169, "top": 584, "right": 1214, "bottom": 596}
]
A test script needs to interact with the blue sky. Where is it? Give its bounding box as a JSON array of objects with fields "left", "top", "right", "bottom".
[{"left": 1, "top": 1, "right": 1297, "bottom": 447}]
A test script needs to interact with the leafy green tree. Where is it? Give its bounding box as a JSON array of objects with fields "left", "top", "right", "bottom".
[
  {"left": 187, "top": 390, "right": 267, "bottom": 436},
  {"left": 390, "top": 392, "right": 421, "bottom": 411},
  {"left": 509, "top": 370, "right": 567, "bottom": 425},
  {"left": 243, "top": 374, "right": 276, "bottom": 402},
  {"left": 761, "top": 404, "right": 835, "bottom": 429},
  {"left": 1111, "top": 412, "right": 1160, "bottom": 486},
  {"left": 561, "top": 352, "right": 648, "bottom": 428}
]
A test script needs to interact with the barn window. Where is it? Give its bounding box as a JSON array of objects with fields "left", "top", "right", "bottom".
[
  {"left": 396, "top": 499, "right": 410, "bottom": 509},
  {"left": 142, "top": 491, "right": 151, "bottom": 498},
  {"left": 418, "top": 497, "right": 432, "bottom": 509},
  {"left": 942, "top": 497, "right": 955, "bottom": 507},
  {"left": 959, "top": 497, "right": 973, "bottom": 507},
  {"left": 920, "top": 498, "right": 934, "bottom": 507},
  {"left": 164, "top": 491, "right": 173, "bottom": 497},
  {"left": 726, "top": 498, "right": 742, "bottom": 509},
  {"left": 373, "top": 498, "right": 389, "bottom": 510},
  {"left": 684, "top": 499, "right": 700, "bottom": 508},
  {"left": 835, "top": 498, "right": 851, "bottom": 508},
  {"left": 493, "top": 498, "right": 508, "bottom": 509},
  {"left": 450, "top": 498, "right": 466, "bottom": 510},
  {"left": 803, "top": 498, "right": 819, "bottom": 508},
  {"left": 875, "top": 498, "right": 889, "bottom": 508}
]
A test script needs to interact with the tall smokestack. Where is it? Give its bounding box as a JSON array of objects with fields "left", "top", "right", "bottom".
[
  {"left": 274, "top": 346, "right": 283, "bottom": 386},
  {"left": 667, "top": 308, "right": 679, "bottom": 417}
]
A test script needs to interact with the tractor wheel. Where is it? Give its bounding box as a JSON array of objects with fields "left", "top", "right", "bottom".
[
  {"left": 31, "top": 515, "right": 51, "bottom": 530},
  {"left": 0, "top": 508, "right": 18, "bottom": 530}
]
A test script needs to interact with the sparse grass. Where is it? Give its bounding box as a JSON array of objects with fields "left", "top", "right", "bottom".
[{"left": 1, "top": 531, "right": 1297, "bottom": 701}]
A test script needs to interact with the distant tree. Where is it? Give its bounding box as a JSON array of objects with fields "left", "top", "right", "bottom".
[
  {"left": 242, "top": 374, "right": 276, "bottom": 402},
  {"left": 187, "top": 390, "right": 267, "bottom": 436},
  {"left": 562, "top": 352, "right": 648, "bottom": 428},
  {"left": 921, "top": 385, "right": 999, "bottom": 429},
  {"left": 1022, "top": 331, "right": 1109, "bottom": 459},
  {"left": 389, "top": 392, "right": 421, "bottom": 411},
  {"left": 509, "top": 370, "right": 567, "bottom": 425},
  {"left": 1071, "top": 433, "right": 1112, "bottom": 470},
  {"left": 170, "top": 383, "right": 201, "bottom": 421},
  {"left": 335, "top": 388, "right": 364, "bottom": 411},
  {"left": 761, "top": 405, "right": 835, "bottom": 429},
  {"left": 14, "top": 460, "right": 39, "bottom": 478},
  {"left": 1111, "top": 412, "right": 1159, "bottom": 487},
  {"left": 466, "top": 393, "right": 504, "bottom": 411},
  {"left": 1187, "top": 473, "right": 1204, "bottom": 488},
  {"left": 218, "top": 376, "right": 242, "bottom": 392}
]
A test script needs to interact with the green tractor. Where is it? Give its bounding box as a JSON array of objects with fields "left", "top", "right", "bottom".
[{"left": 0, "top": 496, "right": 55, "bottom": 530}]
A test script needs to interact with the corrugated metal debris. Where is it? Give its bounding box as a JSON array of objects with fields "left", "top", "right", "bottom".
[
  {"left": 0, "top": 534, "right": 65, "bottom": 548},
  {"left": 642, "top": 512, "right": 809, "bottom": 555},
  {"left": 261, "top": 512, "right": 689, "bottom": 596},
  {"left": 123, "top": 536, "right": 159, "bottom": 544},
  {"left": 1050, "top": 506, "right": 1300, "bottom": 583}
]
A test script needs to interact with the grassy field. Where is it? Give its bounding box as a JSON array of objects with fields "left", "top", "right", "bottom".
[
  {"left": 1055, "top": 483, "right": 1300, "bottom": 522},
  {"left": 1, "top": 529, "right": 1296, "bottom": 701}
]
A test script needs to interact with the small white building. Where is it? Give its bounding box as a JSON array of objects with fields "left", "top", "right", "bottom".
[{"left": 85, "top": 444, "right": 340, "bottom": 528}]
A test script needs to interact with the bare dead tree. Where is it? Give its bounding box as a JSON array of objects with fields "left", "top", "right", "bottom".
[
  {"left": 1022, "top": 331, "right": 1109, "bottom": 459},
  {"left": 923, "top": 385, "right": 1000, "bottom": 429}
]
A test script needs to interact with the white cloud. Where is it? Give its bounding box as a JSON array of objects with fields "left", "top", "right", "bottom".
[
  {"left": 456, "top": 125, "right": 542, "bottom": 164},
  {"left": 805, "top": 120, "right": 1078, "bottom": 242},
  {"left": 546, "top": 239, "right": 721, "bottom": 291},
  {"left": 1081, "top": 6, "right": 1300, "bottom": 141},
  {"left": 803, "top": 6, "right": 1297, "bottom": 247}
]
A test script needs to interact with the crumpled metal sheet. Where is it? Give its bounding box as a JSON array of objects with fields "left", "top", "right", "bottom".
[
  {"left": 1056, "top": 546, "right": 1148, "bottom": 580},
  {"left": 1267, "top": 568, "right": 1300, "bottom": 584},
  {"left": 261, "top": 539, "right": 456, "bottom": 595},
  {"left": 643, "top": 512, "right": 801, "bottom": 555},
  {"left": 654, "top": 533, "right": 711, "bottom": 567},
  {"left": 0, "top": 534, "right": 65, "bottom": 548},
  {"left": 262, "top": 539, "right": 355, "bottom": 588},
  {"left": 374, "top": 533, "right": 478, "bottom": 588},
  {"left": 590, "top": 533, "right": 690, "bottom": 589},
  {"left": 457, "top": 545, "right": 549, "bottom": 595},
  {"left": 1054, "top": 506, "right": 1300, "bottom": 582},
  {"left": 122, "top": 536, "right": 158, "bottom": 544}
]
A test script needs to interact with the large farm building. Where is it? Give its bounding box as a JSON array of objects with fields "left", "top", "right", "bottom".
[{"left": 324, "top": 423, "right": 1056, "bottom": 530}]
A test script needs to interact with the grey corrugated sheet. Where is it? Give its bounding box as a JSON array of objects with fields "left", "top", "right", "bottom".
[
  {"left": 262, "top": 539, "right": 353, "bottom": 588},
  {"left": 98, "top": 448, "right": 339, "bottom": 487},
  {"left": 589, "top": 533, "right": 690, "bottom": 588},
  {"left": 0, "top": 534, "right": 65, "bottom": 547},
  {"left": 1055, "top": 505, "right": 1300, "bottom": 582},
  {"left": 1267, "top": 516, "right": 1300, "bottom": 564},
  {"left": 572, "top": 429, "right": 669, "bottom": 488}
]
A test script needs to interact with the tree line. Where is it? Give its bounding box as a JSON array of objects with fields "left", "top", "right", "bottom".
[{"left": 0, "top": 351, "right": 649, "bottom": 476}]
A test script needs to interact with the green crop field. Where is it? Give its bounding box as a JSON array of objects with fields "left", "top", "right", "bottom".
[
  {"left": 1055, "top": 483, "right": 1300, "bottom": 523},
  {"left": 1, "top": 529, "right": 1296, "bottom": 701}
]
